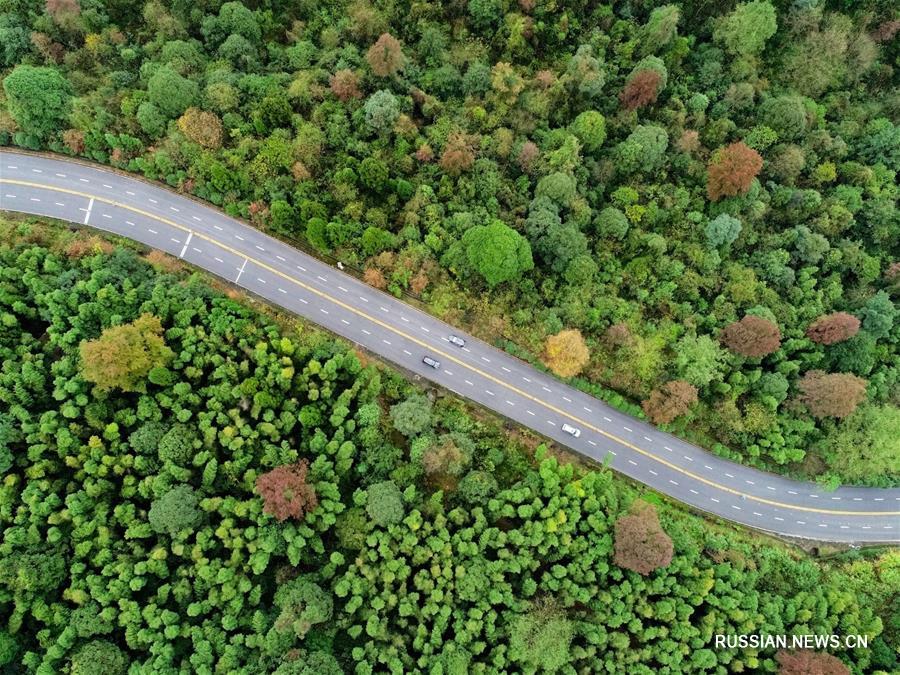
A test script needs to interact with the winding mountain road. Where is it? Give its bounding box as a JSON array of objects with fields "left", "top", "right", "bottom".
[{"left": 2, "top": 150, "right": 898, "bottom": 544}]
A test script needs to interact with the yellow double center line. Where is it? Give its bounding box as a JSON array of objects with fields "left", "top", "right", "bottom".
[{"left": 4, "top": 177, "right": 899, "bottom": 520}]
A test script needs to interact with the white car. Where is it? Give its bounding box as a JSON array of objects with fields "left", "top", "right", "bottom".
[
  {"left": 448, "top": 335, "right": 465, "bottom": 347},
  {"left": 561, "top": 423, "right": 581, "bottom": 438},
  {"left": 422, "top": 355, "right": 441, "bottom": 369}
]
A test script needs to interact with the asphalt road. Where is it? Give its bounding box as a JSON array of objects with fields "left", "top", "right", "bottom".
[{"left": 2, "top": 150, "right": 898, "bottom": 544}]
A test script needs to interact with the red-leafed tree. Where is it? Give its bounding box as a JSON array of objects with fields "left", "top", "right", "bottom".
[
  {"left": 620, "top": 69, "right": 662, "bottom": 112},
  {"left": 613, "top": 501, "right": 674, "bottom": 575},
  {"left": 721, "top": 315, "right": 781, "bottom": 357},
  {"left": 642, "top": 380, "right": 698, "bottom": 425},
  {"left": 806, "top": 312, "right": 861, "bottom": 345},
  {"left": 329, "top": 69, "right": 362, "bottom": 101},
  {"left": 798, "top": 370, "right": 867, "bottom": 419},
  {"left": 365, "top": 33, "right": 404, "bottom": 77},
  {"left": 256, "top": 460, "right": 318, "bottom": 522},
  {"left": 707, "top": 141, "right": 763, "bottom": 201},
  {"left": 776, "top": 650, "right": 850, "bottom": 675}
]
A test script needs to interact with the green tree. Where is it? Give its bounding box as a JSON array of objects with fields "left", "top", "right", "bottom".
[
  {"left": 819, "top": 405, "right": 900, "bottom": 482},
  {"left": 616, "top": 125, "right": 668, "bottom": 174},
  {"left": 508, "top": 599, "right": 574, "bottom": 672},
  {"left": 569, "top": 110, "right": 606, "bottom": 154},
  {"left": 147, "top": 66, "right": 199, "bottom": 119},
  {"left": 390, "top": 393, "right": 433, "bottom": 436},
  {"left": 2, "top": 65, "right": 72, "bottom": 140},
  {"left": 366, "top": 480, "right": 404, "bottom": 526},
  {"left": 713, "top": 1, "right": 777, "bottom": 58},
  {"left": 148, "top": 485, "right": 204, "bottom": 535},
  {"left": 858, "top": 291, "right": 896, "bottom": 340},
  {"left": 70, "top": 640, "right": 129, "bottom": 675},
  {"left": 461, "top": 220, "right": 534, "bottom": 288},
  {"left": 674, "top": 334, "right": 727, "bottom": 387},
  {"left": 705, "top": 214, "right": 742, "bottom": 248},
  {"left": 363, "top": 90, "right": 400, "bottom": 134}
]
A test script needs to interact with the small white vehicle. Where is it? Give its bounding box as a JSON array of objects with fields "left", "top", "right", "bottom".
[
  {"left": 448, "top": 335, "right": 465, "bottom": 347},
  {"left": 422, "top": 355, "right": 441, "bottom": 369},
  {"left": 561, "top": 423, "right": 581, "bottom": 438}
]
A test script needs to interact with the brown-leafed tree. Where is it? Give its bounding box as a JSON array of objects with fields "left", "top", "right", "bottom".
[
  {"left": 80, "top": 313, "right": 174, "bottom": 392},
  {"left": 721, "top": 315, "right": 781, "bottom": 357},
  {"left": 517, "top": 141, "right": 540, "bottom": 173},
  {"left": 256, "top": 460, "right": 318, "bottom": 522},
  {"left": 604, "top": 323, "right": 634, "bottom": 349},
  {"left": 329, "top": 69, "right": 362, "bottom": 101},
  {"left": 776, "top": 650, "right": 850, "bottom": 675},
  {"left": 798, "top": 370, "right": 868, "bottom": 419},
  {"left": 805, "top": 312, "right": 861, "bottom": 345},
  {"left": 620, "top": 69, "right": 662, "bottom": 112},
  {"left": 440, "top": 131, "right": 476, "bottom": 176},
  {"left": 543, "top": 329, "right": 590, "bottom": 378},
  {"left": 613, "top": 501, "right": 674, "bottom": 575},
  {"left": 365, "top": 33, "right": 404, "bottom": 77},
  {"left": 707, "top": 141, "right": 763, "bottom": 201},
  {"left": 642, "top": 380, "right": 698, "bottom": 425}
]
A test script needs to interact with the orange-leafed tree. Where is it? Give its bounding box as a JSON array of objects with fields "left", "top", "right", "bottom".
[
  {"left": 642, "top": 380, "right": 698, "bottom": 425},
  {"left": 805, "top": 312, "right": 860, "bottom": 345},
  {"left": 543, "top": 329, "right": 590, "bottom": 378},
  {"left": 366, "top": 33, "right": 404, "bottom": 77},
  {"left": 798, "top": 370, "right": 867, "bottom": 419},
  {"left": 707, "top": 141, "right": 763, "bottom": 201},
  {"left": 329, "top": 69, "right": 362, "bottom": 101},
  {"left": 613, "top": 501, "right": 674, "bottom": 575},
  {"left": 256, "top": 460, "right": 318, "bottom": 522},
  {"left": 440, "top": 131, "right": 476, "bottom": 176},
  {"left": 721, "top": 315, "right": 781, "bottom": 358}
]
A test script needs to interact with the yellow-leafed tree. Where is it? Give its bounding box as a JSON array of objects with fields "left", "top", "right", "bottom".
[{"left": 543, "top": 329, "right": 590, "bottom": 378}]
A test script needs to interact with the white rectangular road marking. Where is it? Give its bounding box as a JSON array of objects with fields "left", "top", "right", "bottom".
[
  {"left": 383, "top": 340, "right": 392, "bottom": 346},
  {"left": 341, "top": 319, "right": 349, "bottom": 324},
  {"left": 179, "top": 231, "right": 193, "bottom": 258},
  {"left": 30, "top": 197, "right": 40, "bottom": 202},
  {"left": 664, "top": 446, "right": 673, "bottom": 452},
  {"left": 31, "top": 168, "right": 41, "bottom": 173},
  {"left": 359, "top": 296, "right": 368, "bottom": 302},
  {"left": 234, "top": 257, "right": 248, "bottom": 283},
  {"left": 670, "top": 480, "right": 678, "bottom": 486},
  {"left": 256, "top": 278, "right": 266, "bottom": 284},
  {"left": 486, "top": 390, "right": 494, "bottom": 396},
  {"left": 502, "top": 366, "right": 511, "bottom": 373},
  {"left": 171, "top": 237, "right": 181, "bottom": 244},
  {"left": 3, "top": 194, "right": 14, "bottom": 199},
  {"left": 547, "top": 420, "right": 556, "bottom": 426},
  {"left": 298, "top": 298, "right": 307, "bottom": 304},
  {"left": 690, "top": 489, "right": 698, "bottom": 495},
  {"left": 648, "top": 470, "right": 657, "bottom": 476},
  {"left": 588, "top": 440, "right": 596, "bottom": 446},
  {"left": 317, "top": 275, "right": 327, "bottom": 282},
  {"left": 603, "top": 417, "right": 612, "bottom": 422},
  {"left": 103, "top": 184, "right": 112, "bottom": 189},
  {"left": 148, "top": 228, "right": 158, "bottom": 234},
  {"left": 725, "top": 473, "right": 734, "bottom": 478},
  {"left": 584, "top": 407, "right": 591, "bottom": 412},
  {"left": 527, "top": 410, "right": 535, "bottom": 415},
  {"left": 126, "top": 190, "right": 135, "bottom": 195},
  {"left": 193, "top": 216, "right": 201, "bottom": 222},
  {"left": 623, "top": 426, "right": 632, "bottom": 433},
  {"left": 421, "top": 326, "right": 429, "bottom": 332},
  {"left": 684, "top": 455, "right": 694, "bottom": 462},
  {"left": 320, "top": 308, "right": 328, "bottom": 314},
  {"left": 126, "top": 221, "right": 134, "bottom": 226},
  {"left": 380, "top": 306, "right": 389, "bottom": 313},
  {"left": 213, "top": 225, "right": 223, "bottom": 231},
  {"left": 235, "top": 235, "right": 244, "bottom": 241},
  {"left": 214, "top": 257, "right": 223, "bottom": 263},
  {"left": 404, "top": 350, "right": 413, "bottom": 356},
  {"left": 83, "top": 197, "right": 93, "bottom": 224},
  {"left": 482, "top": 357, "right": 490, "bottom": 363},
  {"left": 297, "top": 266, "right": 306, "bottom": 272},
  {"left": 276, "top": 255, "right": 286, "bottom": 261},
  {"left": 523, "top": 377, "right": 531, "bottom": 383},
  {"left": 338, "top": 286, "right": 348, "bottom": 292},
  {"left": 5, "top": 165, "right": 17, "bottom": 169},
  {"left": 563, "top": 396, "right": 571, "bottom": 402},
  {"left": 362, "top": 329, "right": 371, "bottom": 335},
  {"left": 102, "top": 213, "right": 111, "bottom": 219},
  {"left": 79, "top": 178, "right": 89, "bottom": 183},
  {"left": 192, "top": 247, "right": 201, "bottom": 253},
  {"left": 278, "top": 288, "right": 287, "bottom": 294},
  {"left": 255, "top": 245, "right": 265, "bottom": 251},
  {"left": 710, "top": 498, "right": 720, "bottom": 503},
  {"left": 542, "top": 386, "right": 551, "bottom": 393},
  {"left": 628, "top": 460, "right": 637, "bottom": 466},
  {"left": 644, "top": 436, "right": 652, "bottom": 442},
  {"left": 148, "top": 198, "right": 157, "bottom": 204},
  {"left": 55, "top": 173, "right": 65, "bottom": 177}
]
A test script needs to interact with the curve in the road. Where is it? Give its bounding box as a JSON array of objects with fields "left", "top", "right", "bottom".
[{"left": 2, "top": 150, "right": 898, "bottom": 544}]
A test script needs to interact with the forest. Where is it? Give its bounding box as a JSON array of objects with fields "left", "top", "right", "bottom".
[
  {"left": 0, "top": 217, "right": 897, "bottom": 673},
  {"left": 0, "top": 0, "right": 897, "bottom": 487}
]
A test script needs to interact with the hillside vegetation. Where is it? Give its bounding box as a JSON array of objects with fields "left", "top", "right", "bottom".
[
  {"left": 1, "top": 0, "right": 898, "bottom": 484},
  {"left": 0, "top": 219, "right": 898, "bottom": 673}
]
